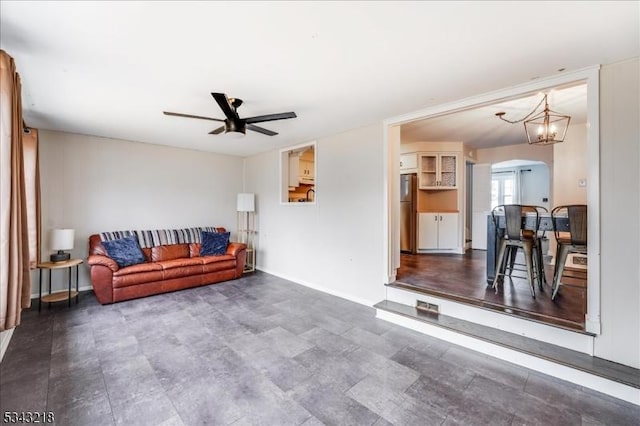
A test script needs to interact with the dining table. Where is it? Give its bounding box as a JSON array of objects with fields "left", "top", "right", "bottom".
[{"left": 486, "top": 213, "right": 569, "bottom": 283}]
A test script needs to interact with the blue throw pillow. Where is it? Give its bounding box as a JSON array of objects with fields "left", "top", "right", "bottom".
[
  {"left": 102, "top": 235, "right": 146, "bottom": 268},
  {"left": 200, "top": 231, "right": 230, "bottom": 256}
]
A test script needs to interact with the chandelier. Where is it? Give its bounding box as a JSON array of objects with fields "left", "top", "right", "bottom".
[{"left": 495, "top": 93, "right": 571, "bottom": 145}]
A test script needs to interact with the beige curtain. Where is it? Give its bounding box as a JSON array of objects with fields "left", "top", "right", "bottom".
[
  {"left": 1, "top": 50, "right": 38, "bottom": 331},
  {"left": 22, "top": 128, "right": 40, "bottom": 268}
]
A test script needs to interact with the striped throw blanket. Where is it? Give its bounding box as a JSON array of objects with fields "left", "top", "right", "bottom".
[{"left": 99, "top": 226, "right": 220, "bottom": 249}]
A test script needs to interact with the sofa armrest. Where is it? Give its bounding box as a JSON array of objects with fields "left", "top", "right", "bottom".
[
  {"left": 88, "top": 254, "right": 119, "bottom": 272},
  {"left": 227, "top": 243, "right": 247, "bottom": 278},
  {"left": 226, "top": 242, "right": 247, "bottom": 257},
  {"left": 87, "top": 255, "right": 117, "bottom": 304}
]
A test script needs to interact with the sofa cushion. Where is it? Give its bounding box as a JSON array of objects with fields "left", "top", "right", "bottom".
[
  {"left": 189, "top": 243, "right": 201, "bottom": 258},
  {"left": 151, "top": 244, "right": 189, "bottom": 262},
  {"left": 200, "top": 231, "right": 230, "bottom": 256},
  {"left": 156, "top": 258, "right": 203, "bottom": 280},
  {"left": 142, "top": 247, "right": 152, "bottom": 262},
  {"left": 113, "top": 262, "right": 162, "bottom": 277},
  {"left": 203, "top": 258, "right": 236, "bottom": 273},
  {"left": 102, "top": 236, "right": 146, "bottom": 268},
  {"left": 200, "top": 254, "right": 235, "bottom": 264},
  {"left": 156, "top": 258, "right": 204, "bottom": 269},
  {"left": 89, "top": 235, "right": 108, "bottom": 256},
  {"left": 113, "top": 271, "right": 164, "bottom": 288},
  {"left": 164, "top": 265, "right": 204, "bottom": 280}
]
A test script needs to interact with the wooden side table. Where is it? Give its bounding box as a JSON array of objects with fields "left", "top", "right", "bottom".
[{"left": 37, "top": 259, "right": 83, "bottom": 311}]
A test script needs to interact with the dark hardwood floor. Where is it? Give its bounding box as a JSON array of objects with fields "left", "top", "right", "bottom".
[{"left": 395, "top": 250, "right": 587, "bottom": 331}]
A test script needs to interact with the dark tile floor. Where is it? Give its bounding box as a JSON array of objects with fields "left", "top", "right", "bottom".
[{"left": 1, "top": 271, "right": 638, "bottom": 425}]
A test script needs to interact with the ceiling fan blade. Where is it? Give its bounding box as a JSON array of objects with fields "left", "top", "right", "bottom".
[
  {"left": 245, "top": 112, "right": 297, "bottom": 124},
  {"left": 209, "top": 126, "right": 226, "bottom": 135},
  {"left": 211, "top": 93, "right": 239, "bottom": 121},
  {"left": 247, "top": 124, "right": 278, "bottom": 136},
  {"left": 163, "top": 111, "right": 224, "bottom": 122}
]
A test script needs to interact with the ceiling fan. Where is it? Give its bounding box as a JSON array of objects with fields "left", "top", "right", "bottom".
[{"left": 163, "top": 92, "right": 297, "bottom": 137}]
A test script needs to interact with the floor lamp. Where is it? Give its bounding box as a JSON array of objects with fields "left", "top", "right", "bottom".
[{"left": 237, "top": 193, "right": 256, "bottom": 272}]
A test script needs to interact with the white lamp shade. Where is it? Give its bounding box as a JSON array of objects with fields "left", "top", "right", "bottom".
[
  {"left": 237, "top": 193, "right": 255, "bottom": 212},
  {"left": 50, "top": 229, "right": 75, "bottom": 251}
]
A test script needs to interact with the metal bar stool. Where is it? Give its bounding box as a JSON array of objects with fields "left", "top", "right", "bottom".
[
  {"left": 505, "top": 205, "right": 548, "bottom": 291},
  {"left": 492, "top": 204, "right": 541, "bottom": 298},
  {"left": 551, "top": 204, "right": 587, "bottom": 300}
]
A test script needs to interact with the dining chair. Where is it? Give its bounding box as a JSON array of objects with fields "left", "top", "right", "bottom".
[
  {"left": 491, "top": 204, "right": 541, "bottom": 298},
  {"left": 524, "top": 205, "right": 549, "bottom": 290},
  {"left": 551, "top": 204, "right": 587, "bottom": 300},
  {"left": 504, "top": 205, "right": 545, "bottom": 287}
]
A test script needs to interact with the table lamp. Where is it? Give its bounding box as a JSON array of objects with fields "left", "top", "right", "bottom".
[{"left": 50, "top": 229, "right": 74, "bottom": 262}]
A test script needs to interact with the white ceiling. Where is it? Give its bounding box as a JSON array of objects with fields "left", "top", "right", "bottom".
[
  {"left": 1, "top": 1, "right": 638, "bottom": 157},
  {"left": 401, "top": 83, "right": 587, "bottom": 148}
]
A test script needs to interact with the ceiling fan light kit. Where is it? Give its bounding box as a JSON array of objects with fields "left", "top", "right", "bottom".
[
  {"left": 163, "top": 92, "right": 297, "bottom": 137},
  {"left": 495, "top": 93, "right": 571, "bottom": 145}
]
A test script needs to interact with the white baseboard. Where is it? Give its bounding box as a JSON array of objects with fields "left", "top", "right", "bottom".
[
  {"left": 256, "top": 267, "right": 375, "bottom": 308},
  {"left": 0, "top": 328, "right": 15, "bottom": 363},
  {"left": 376, "top": 309, "right": 639, "bottom": 406}
]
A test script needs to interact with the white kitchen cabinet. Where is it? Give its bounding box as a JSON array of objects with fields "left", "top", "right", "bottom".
[
  {"left": 418, "top": 153, "right": 458, "bottom": 189},
  {"left": 400, "top": 153, "right": 418, "bottom": 172},
  {"left": 288, "top": 154, "right": 315, "bottom": 186},
  {"left": 299, "top": 159, "right": 315, "bottom": 184},
  {"left": 288, "top": 154, "right": 300, "bottom": 187},
  {"left": 418, "top": 212, "right": 459, "bottom": 250}
]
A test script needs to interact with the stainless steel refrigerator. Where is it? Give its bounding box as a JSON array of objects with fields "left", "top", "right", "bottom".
[{"left": 400, "top": 174, "right": 417, "bottom": 253}]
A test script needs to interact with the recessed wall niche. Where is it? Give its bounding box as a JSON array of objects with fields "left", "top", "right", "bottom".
[{"left": 280, "top": 141, "right": 316, "bottom": 204}]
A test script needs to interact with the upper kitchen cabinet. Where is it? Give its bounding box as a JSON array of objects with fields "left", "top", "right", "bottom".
[
  {"left": 286, "top": 145, "right": 315, "bottom": 187},
  {"left": 298, "top": 149, "right": 315, "bottom": 184},
  {"left": 400, "top": 153, "right": 418, "bottom": 173},
  {"left": 418, "top": 152, "right": 458, "bottom": 189}
]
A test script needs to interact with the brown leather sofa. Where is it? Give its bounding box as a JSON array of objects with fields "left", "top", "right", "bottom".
[{"left": 87, "top": 230, "right": 246, "bottom": 304}]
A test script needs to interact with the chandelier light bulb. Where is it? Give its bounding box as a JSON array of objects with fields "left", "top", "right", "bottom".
[{"left": 496, "top": 93, "right": 571, "bottom": 145}]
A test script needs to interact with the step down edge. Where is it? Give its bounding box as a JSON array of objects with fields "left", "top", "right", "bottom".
[{"left": 375, "top": 299, "right": 640, "bottom": 406}]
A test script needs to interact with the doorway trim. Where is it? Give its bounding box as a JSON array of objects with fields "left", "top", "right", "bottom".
[
  {"left": 464, "top": 159, "right": 475, "bottom": 250},
  {"left": 382, "top": 65, "right": 601, "bottom": 334}
]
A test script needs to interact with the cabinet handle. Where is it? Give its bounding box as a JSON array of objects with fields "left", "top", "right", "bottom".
[
  {"left": 434, "top": 216, "right": 437, "bottom": 221},
  {"left": 440, "top": 215, "right": 443, "bottom": 221},
  {"left": 400, "top": 161, "right": 403, "bottom": 167}
]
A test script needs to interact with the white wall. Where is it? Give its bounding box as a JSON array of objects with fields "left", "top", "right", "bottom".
[
  {"left": 553, "top": 123, "right": 588, "bottom": 206},
  {"left": 594, "top": 58, "right": 640, "bottom": 368},
  {"left": 476, "top": 142, "right": 554, "bottom": 167},
  {"left": 35, "top": 130, "right": 243, "bottom": 295},
  {"left": 519, "top": 165, "right": 550, "bottom": 210},
  {"left": 244, "top": 123, "right": 386, "bottom": 306},
  {"left": 471, "top": 163, "right": 491, "bottom": 250}
]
